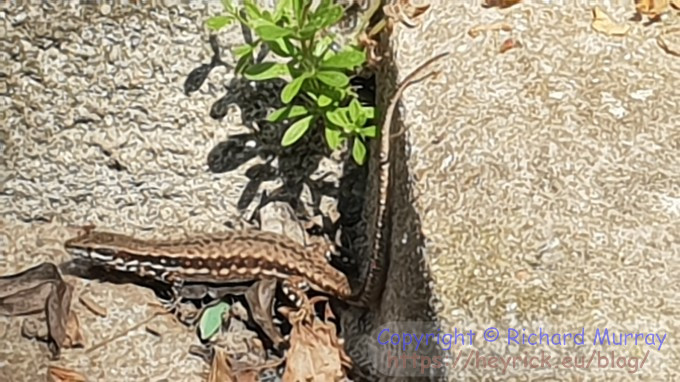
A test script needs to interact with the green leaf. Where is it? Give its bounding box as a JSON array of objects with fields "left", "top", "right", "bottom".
[
  {"left": 314, "top": 0, "right": 333, "bottom": 14},
  {"left": 205, "top": 16, "right": 235, "bottom": 31},
  {"left": 233, "top": 43, "right": 254, "bottom": 59},
  {"left": 317, "top": 94, "right": 333, "bottom": 108},
  {"left": 267, "top": 105, "right": 309, "bottom": 122},
  {"left": 325, "top": 109, "right": 352, "bottom": 129},
  {"left": 315, "top": 70, "right": 349, "bottom": 88},
  {"left": 313, "top": 35, "right": 335, "bottom": 58},
  {"left": 356, "top": 104, "right": 374, "bottom": 126},
  {"left": 273, "top": 0, "right": 293, "bottom": 21},
  {"left": 317, "top": 87, "right": 344, "bottom": 104},
  {"left": 281, "top": 73, "right": 310, "bottom": 103},
  {"left": 297, "top": 25, "right": 318, "bottom": 40},
  {"left": 308, "top": 2, "right": 343, "bottom": 31},
  {"left": 325, "top": 127, "right": 343, "bottom": 150},
  {"left": 352, "top": 138, "right": 367, "bottom": 165},
  {"left": 293, "top": 0, "right": 308, "bottom": 27},
  {"left": 268, "top": 38, "right": 297, "bottom": 57},
  {"left": 242, "top": 0, "right": 262, "bottom": 20},
  {"left": 304, "top": 91, "right": 319, "bottom": 102},
  {"left": 282, "top": 115, "right": 314, "bottom": 146},
  {"left": 235, "top": 54, "right": 253, "bottom": 75},
  {"left": 261, "top": 10, "right": 275, "bottom": 22},
  {"left": 220, "top": 0, "right": 234, "bottom": 12},
  {"left": 362, "top": 106, "right": 375, "bottom": 120},
  {"left": 254, "top": 22, "right": 294, "bottom": 41},
  {"left": 243, "top": 62, "right": 290, "bottom": 80},
  {"left": 360, "top": 125, "right": 377, "bottom": 138},
  {"left": 349, "top": 99, "right": 362, "bottom": 122},
  {"left": 321, "top": 49, "right": 365, "bottom": 70},
  {"left": 357, "top": 114, "right": 366, "bottom": 127},
  {"left": 199, "top": 302, "right": 230, "bottom": 340}
]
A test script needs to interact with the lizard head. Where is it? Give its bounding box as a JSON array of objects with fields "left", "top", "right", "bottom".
[{"left": 64, "top": 230, "right": 127, "bottom": 262}]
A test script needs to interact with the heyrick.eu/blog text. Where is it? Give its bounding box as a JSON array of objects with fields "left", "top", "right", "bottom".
[{"left": 385, "top": 349, "right": 649, "bottom": 375}]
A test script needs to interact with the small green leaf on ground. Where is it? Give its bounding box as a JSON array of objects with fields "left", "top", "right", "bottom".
[{"left": 199, "top": 302, "right": 230, "bottom": 340}]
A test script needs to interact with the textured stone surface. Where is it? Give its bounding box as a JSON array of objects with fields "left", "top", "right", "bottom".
[
  {"left": 381, "top": 0, "right": 680, "bottom": 380},
  {"left": 3, "top": 0, "right": 679, "bottom": 381},
  {"left": 0, "top": 1, "right": 347, "bottom": 381}
]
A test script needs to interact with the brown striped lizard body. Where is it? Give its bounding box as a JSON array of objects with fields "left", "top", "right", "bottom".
[
  {"left": 63, "top": 52, "right": 449, "bottom": 307},
  {"left": 65, "top": 229, "right": 353, "bottom": 300}
]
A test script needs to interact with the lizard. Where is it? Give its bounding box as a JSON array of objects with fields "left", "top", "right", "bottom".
[
  {"left": 343, "top": 0, "right": 432, "bottom": 63},
  {"left": 62, "top": 52, "right": 450, "bottom": 309}
]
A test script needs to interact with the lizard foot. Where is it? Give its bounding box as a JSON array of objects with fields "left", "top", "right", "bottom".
[{"left": 281, "top": 277, "right": 310, "bottom": 309}]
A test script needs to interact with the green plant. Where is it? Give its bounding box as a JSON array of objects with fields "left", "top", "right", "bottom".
[
  {"left": 206, "top": 0, "right": 376, "bottom": 165},
  {"left": 199, "top": 301, "right": 230, "bottom": 340}
]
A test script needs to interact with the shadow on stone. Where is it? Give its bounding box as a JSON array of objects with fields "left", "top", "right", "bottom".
[{"left": 337, "top": 56, "right": 446, "bottom": 380}]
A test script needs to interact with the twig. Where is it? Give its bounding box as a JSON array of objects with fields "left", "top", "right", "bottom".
[{"left": 85, "top": 310, "right": 169, "bottom": 354}]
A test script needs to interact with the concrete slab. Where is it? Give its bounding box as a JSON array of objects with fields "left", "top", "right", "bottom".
[{"left": 378, "top": 0, "right": 679, "bottom": 380}]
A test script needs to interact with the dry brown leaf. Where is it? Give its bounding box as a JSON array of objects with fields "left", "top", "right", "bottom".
[
  {"left": 233, "top": 369, "right": 259, "bottom": 382},
  {"left": 0, "top": 281, "right": 54, "bottom": 316},
  {"left": 0, "top": 263, "right": 63, "bottom": 316},
  {"left": 208, "top": 347, "right": 261, "bottom": 382},
  {"left": 47, "top": 365, "right": 86, "bottom": 382},
  {"left": 244, "top": 279, "right": 284, "bottom": 349},
  {"left": 46, "top": 281, "right": 74, "bottom": 357},
  {"left": 499, "top": 38, "right": 522, "bottom": 53},
  {"left": 208, "top": 348, "right": 235, "bottom": 382},
  {"left": 592, "top": 7, "right": 631, "bottom": 36},
  {"left": 483, "top": 0, "right": 522, "bottom": 8},
  {"left": 636, "top": 0, "right": 670, "bottom": 17},
  {"left": 64, "top": 311, "right": 85, "bottom": 348},
  {"left": 281, "top": 297, "right": 350, "bottom": 382}
]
